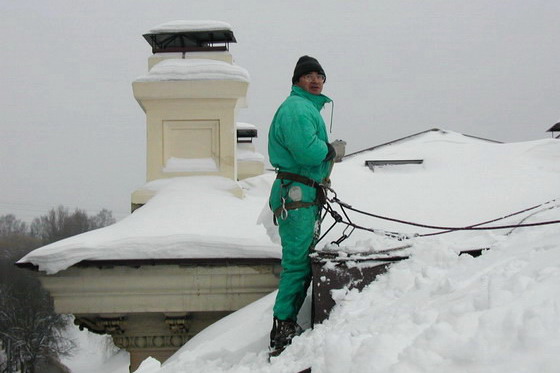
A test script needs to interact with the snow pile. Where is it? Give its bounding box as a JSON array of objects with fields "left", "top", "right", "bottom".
[
  {"left": 136, "top": 215, "right": 560, "bottom": 373},
  {"left": 134, "top": 59, "right": 250, "bottom": 83},
  {"left": 277, "top": 220, "right": 560, "bottom": 373},
  {"left": 61, "top": 318, "right": 129, "bottom": 373}
]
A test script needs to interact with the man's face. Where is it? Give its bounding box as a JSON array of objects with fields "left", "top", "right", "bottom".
[{"left": 296, "top": 72, "right": 325, "bottom": 95}]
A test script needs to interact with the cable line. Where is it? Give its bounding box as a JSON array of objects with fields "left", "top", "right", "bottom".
[{"left": 319, "top": 189, "right": 560, "bottom": 245}]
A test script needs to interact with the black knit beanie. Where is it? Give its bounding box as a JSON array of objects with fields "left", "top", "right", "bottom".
[{"left": 291, "top": 55, "right": 326, "bottom": 84}]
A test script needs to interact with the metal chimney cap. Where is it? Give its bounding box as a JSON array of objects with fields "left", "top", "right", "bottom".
[{"left": 143, "top": 20, "right": 236, "bottom": 54}]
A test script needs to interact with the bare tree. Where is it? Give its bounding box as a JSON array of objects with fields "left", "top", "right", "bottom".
[
  {"left": 0, "top": 215, "right": 28, "bottom": 237},
  {"left": 29, "top": 206, "right": 114, "bottom": 245},
  {"left": 0, "top": 275, "right": 73, "bottom": 373},
  {"left": 1, "top": 209, "right": 115, "bottom": 372},
  {"left": 89, "top": 209, "right": 116, "bottom": 230},
  {"left": 0, "top": 238, "right": 73, "bottom": 373}
]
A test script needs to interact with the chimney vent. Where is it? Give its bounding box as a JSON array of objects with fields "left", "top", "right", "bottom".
[{"left": 143, "top": 20, "right": 236, "bottom": 54}]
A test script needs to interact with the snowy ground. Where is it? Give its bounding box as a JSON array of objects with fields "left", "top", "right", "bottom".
[
  {"left": 26, "top": 131, "right": 560, "bottom": 372},
  {"left": 60, "top": 319, "right": 129, "bottom": 373}
]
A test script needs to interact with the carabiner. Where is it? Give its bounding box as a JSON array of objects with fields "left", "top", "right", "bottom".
[{"left": 280, "top": 197, "right": 289, "bottom": 220}]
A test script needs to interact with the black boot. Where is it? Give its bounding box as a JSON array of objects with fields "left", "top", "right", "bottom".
[{"left": 269, "top": 317, "right": 303, "bottom": 357}]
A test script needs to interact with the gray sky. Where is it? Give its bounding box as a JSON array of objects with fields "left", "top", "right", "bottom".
[{"left": 1, "top": 0, "right": 559, "bottom": 222}]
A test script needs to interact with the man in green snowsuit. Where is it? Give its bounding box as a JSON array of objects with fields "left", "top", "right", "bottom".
[{"left": 268, "top": 56, "right": 342, "bottom": 353}]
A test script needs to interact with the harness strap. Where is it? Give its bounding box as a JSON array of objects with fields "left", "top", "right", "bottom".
[
  {"left": 276, "top": 172, "right": 320, "bottom": 188},
  {"left": 273, "top": 172, "right": 327, "bottom": 223},
  {"left": 273, "top": 201, "right": 317, "bottom": 219}
]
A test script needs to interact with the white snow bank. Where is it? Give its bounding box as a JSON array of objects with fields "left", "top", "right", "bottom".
[
  {"left": 134, "top": 59, "right": 250, "bottom": 83},
  {"left": 61, "top": 317, "right": 129, "bottom": 373},
  {"left": 134, "top": 358, "right": 162, "bottom": 373}
]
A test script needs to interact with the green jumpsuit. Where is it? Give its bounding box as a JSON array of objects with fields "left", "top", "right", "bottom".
[{"left": 268, "top": 85, "right": 332, "bottom": 321}]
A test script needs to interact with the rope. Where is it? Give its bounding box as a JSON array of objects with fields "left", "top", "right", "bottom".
[
  {"left": 336, "top": 198, "right": 560, "bottom": 232},
  {"left": 504, "top": 203, "right": 560, "bottom": 236},
  {"left": 320, "top": 192, "right": 560, "bottom": 245},
  {"left": 420, "top": 199, "right": 559, "bottom": 237},
  {"left": 329, "top": 100, "right": 335, "bottom": 133}
]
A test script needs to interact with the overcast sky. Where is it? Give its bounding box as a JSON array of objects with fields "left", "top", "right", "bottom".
[{"left": 1, "top": 0, "right": 559, "bottom": 222}]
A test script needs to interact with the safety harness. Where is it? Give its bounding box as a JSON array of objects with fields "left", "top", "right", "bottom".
[{"left": 273, "top": 172, "right": 328, "bottom": 221}]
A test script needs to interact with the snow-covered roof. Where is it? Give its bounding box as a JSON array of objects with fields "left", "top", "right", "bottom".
[
  {"left": 134, "top": 58, "right": 250, "bottom": 83},
  {"left": 19, "top": 130, "right": 560, "bottom": 276},
  {"left": 347, "top": 128, "right": 502, "bottom": 157},
  {"left": 147, "top": 20, "right": 233, "bottom": 34},
  {"left": 19, "top": 176, "right": 280, "bottom": 274}
]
